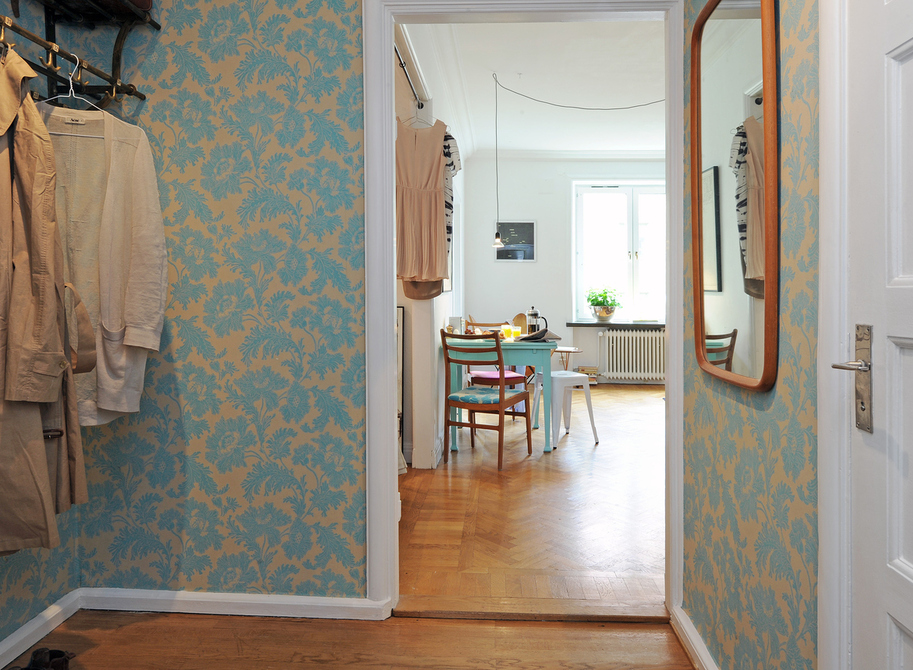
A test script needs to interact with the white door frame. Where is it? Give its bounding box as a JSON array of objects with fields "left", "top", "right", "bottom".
[
  {"left": 363, "top": 0, "right": 690, "bottom": 649},
  {"left": 817, "top": 2, "right": 853, "bottom": 669}
]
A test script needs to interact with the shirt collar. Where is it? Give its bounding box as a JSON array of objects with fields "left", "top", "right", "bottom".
[{"left": 0, "top": 49, "right": 36, "bottom": 136}]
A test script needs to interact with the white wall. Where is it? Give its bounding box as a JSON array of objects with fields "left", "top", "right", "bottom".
[
  {"left": 462, "top": 152, "right": 665, "bottom": 371},
  {"left": 699, "top": 19, "right": 763, "bottom": 377}
]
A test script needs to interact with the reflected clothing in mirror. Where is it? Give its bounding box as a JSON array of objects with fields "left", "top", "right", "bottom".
[{"left": 730, "top": 116, "right": 765, "bottom": 299}]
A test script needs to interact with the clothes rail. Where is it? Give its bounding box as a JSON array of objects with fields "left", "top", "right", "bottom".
[
  {"left": 394, "top": 43, "right": 423, "bottom": 110},
  {"left": 0, "top": 14, "right": 145, "bottom": 100}
]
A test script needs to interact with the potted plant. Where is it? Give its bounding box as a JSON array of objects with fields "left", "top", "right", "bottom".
[{"left": 586, "top": 287, "right": 621, "bottom": 321}]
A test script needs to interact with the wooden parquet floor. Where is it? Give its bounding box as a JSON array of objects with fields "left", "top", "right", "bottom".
[
  {"left": 4, "top": 610, "right": 695, "bottom": 669},
  {"left": 397, "top": 384, "right": 667, "bottom": 621}
]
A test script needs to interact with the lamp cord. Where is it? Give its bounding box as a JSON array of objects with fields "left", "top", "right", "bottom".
[
  {"left": 495, "top": 72, "right": 500, "bottom": 226},
  {"left": 492, "top": 72, "right": 664, "bottom": 111}
]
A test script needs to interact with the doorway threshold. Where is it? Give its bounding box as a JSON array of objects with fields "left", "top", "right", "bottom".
[{"left": 393, "top": 595, "right": 669, "bottom": 622}]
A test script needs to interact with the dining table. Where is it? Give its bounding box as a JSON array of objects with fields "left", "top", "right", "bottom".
[{"left": 447, "top": 337, "right": 558, "bottom": 452}]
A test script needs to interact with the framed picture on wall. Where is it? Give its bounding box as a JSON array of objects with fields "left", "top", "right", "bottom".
[
  {"left": 701, "top": 167, "right": 722, "bottom": 292},
  {"left": 496, "top": 221, "right": 536, "bottom": 261}
]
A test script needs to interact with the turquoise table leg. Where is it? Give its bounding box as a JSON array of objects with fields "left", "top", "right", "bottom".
[
  {"left": 541, "top": 352, "right": 552, "bottom": 452},
  {"left": 449, "top": 361, "right": 459, "bottom": 451}
]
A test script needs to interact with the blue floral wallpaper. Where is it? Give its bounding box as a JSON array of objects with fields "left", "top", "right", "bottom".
[
  {"left": 0, "top": 1, "right": 821, "bottom": 666},
  {"left": 1, "top": 0, "right": 367, "bottom": 639},
  {"left": 683, "top": 1, "right": 819, "bottom": 668}
]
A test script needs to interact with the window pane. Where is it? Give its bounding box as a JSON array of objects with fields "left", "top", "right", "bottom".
[
  {"left": 577, "top": 190, "right": 630, "bottom": 319},
  {"left": 636, "top": 192, "right": 666, "bottom": 320}
]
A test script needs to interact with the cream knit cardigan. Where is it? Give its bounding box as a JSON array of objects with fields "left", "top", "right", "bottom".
[{"left": 38, "top": 103, "right": 167, "bottom": 426}]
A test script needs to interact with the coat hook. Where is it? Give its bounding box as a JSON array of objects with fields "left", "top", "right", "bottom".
[
  {"left": 39, "top": 43, "right": 61, "bottom": 71},
  {"left": 0, "top": 21, "right": 15, "bottom": 48}
]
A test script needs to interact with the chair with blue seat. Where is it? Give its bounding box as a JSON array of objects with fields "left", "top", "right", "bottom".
[{"left": 441, "top": 329, "right": 533, "bottom": 470}]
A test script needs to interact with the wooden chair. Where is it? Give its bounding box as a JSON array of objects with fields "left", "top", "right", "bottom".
[
  {"left": 464, "top": 315, "right": 525, "bottom": 390},
  {"left": 441, "top": 329, "right": 533, "bottom": 470},
  {"left": 705, "top": 329, "right": 738, "bottom": 371}
]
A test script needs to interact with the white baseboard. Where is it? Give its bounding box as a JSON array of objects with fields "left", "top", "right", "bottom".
[
  {"left": 0, "top": 590, "right": 81, "bottom": 669},
  {"left": 78, "top": 587, "right": 393, "bottom": 620},
  {"left": 0, "top": 587, "right": 392, "bottom": 668},
  {"left": 669, "top": 605, "right": 720, "bottom": 670}
]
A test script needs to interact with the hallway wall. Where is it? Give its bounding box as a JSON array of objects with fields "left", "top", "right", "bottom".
[
  {"left": 683, "top": 1, "right": 819, "bottom": 667},
  {"left": 462, "top": 153, "right": 665, "bottom": 362},
  {"left": 1, "top": 0, "right": 368, "bottom": 640}
]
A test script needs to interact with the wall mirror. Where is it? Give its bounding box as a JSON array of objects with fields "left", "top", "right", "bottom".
[{"left": 691, "top": 0, "right": 779, "bottom": 391}]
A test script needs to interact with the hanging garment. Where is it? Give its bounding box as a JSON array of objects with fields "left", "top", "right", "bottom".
[
  {"left": 396, "top": 117, "right": 447, "bottom": 300},
  {"left": 442, "top": 131, "right": 461, "bottom": 256},
  {"left": 37, "top": 102, "right": 167, "bottom": 426},
  {"left": 729, "top": 122, "right": 764, "bottom": 299},
  {"left": 741, "top": 115, "right": 765, "bottom": 281},
  {"left": 729, "top": 124, "right": 749, "bottom": 265},
  {"left": 0, "top": 50, "right": 92, "bottom": 552}
]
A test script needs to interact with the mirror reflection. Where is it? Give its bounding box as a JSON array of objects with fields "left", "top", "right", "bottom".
[{"left": 699, "top": 10, "right": 765, "bottom": 379}]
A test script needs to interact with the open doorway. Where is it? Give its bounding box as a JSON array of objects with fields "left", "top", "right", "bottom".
[
  {"left": 361, "top": 0, "right": 685, "bottom": 628},
  {"left": 391, "top": 16, "right": 671, "bottom": 618}
]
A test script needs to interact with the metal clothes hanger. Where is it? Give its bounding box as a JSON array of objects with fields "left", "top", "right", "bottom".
[
  {"left": 43, "top": 54, "right": 104, "bottom": 111},
  {"left": 402, "top": 103, "right": 434, "bottom": 128},
  {"left": 41, "top": 54, "right": 105, "bottom": 139}
]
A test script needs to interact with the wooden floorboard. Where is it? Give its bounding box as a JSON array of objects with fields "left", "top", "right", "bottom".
[
  {"left": 2, "top": 387, "right": 690, "bottom": 669},
  {"left": 397, "top": 384, "right": 667, "bottom": 622},
  {"left": 3, "top": 610, "right": 695, "bottom": 669}
]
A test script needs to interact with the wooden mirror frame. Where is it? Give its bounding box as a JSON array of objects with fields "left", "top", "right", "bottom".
[{"left": 690, "top": 0, "right": 779, "bottom": 391}]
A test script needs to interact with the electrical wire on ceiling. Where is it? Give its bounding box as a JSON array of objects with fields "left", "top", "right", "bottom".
[
  {"left": 490, "top": 72, "right": 663, "bottom": 244},
  {"left": 492, "top": 72, "right": 664, "bottom": 111}
]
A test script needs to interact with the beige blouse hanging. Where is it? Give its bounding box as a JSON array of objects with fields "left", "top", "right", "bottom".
[
  {"left": 743, "top": 115, "right": 765, "bottom": 281},
  {"left": 396, "top": 118, "right": 448, "bottom": 294}
]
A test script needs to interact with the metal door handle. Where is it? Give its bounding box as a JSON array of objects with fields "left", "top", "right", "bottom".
[
  {"left": 832, "top": 360, "right": 871, "bottom": 372},
  {"left": 835, "top": 325, "right": 873, "bottom": 433}
]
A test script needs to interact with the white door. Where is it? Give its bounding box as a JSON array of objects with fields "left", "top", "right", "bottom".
[{"left": 844, "top": 0, "right": 913, "bottom": 665}]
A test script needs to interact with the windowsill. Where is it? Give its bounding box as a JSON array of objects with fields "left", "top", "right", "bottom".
[{"left": 566, "top": 320, "right": 666, "bottom": 329}]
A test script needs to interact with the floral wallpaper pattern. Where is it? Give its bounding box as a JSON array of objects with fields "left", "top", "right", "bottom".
[
  {"left": 1, "top": 0, "right": 367, "bottom": 638},
  {"left": 683, "top": 1, "right": 819, "bottom": 668},
  {"left": 0, "top": 1, "right": 821, "bottom": 667}
]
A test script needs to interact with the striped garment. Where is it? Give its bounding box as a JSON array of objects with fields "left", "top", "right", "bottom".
[
  {"left": 729, "top": 124, "right": 749, "bottom": 271},
  {"left": 443, "top": 132, "right": 461, "bottom": 245}
]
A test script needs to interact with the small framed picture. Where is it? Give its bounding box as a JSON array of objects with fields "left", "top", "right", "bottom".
[
  {"left": 496, "top": 221, "right": 536, "bottom": 261},
  {"left": 701, "top": 167, "right": 722, "bottom": 292}
]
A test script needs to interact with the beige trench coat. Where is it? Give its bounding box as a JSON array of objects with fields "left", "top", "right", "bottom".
[{"left": 0, "top": 50, "right": 93, "bottom": 552}]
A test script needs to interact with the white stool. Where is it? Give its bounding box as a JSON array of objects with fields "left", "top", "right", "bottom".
[{"left": 532, "top": 370, "right": 599, "bottom": 447}]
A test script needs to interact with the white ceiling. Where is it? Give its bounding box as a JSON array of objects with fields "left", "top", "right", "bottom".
[{"left": 401, "top": 21, "right": 667, "bottom": 158}]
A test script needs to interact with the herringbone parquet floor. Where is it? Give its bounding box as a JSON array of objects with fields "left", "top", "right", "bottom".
[{"left": 397, "top": 384, "right": 666, "bottom": 621}]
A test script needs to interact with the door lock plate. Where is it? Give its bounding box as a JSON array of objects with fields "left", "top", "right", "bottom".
[{"left": 853, "top": 324, "right": 873, "bottom": 433}]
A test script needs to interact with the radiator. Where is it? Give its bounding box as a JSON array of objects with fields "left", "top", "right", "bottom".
[{"left": 598, "top": 328, "right": 666, "bottom": 383}]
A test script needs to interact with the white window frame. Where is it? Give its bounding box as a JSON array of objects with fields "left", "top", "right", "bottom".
[{"left": 572, "top": 180, "right": 666, "bottom": 322}]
